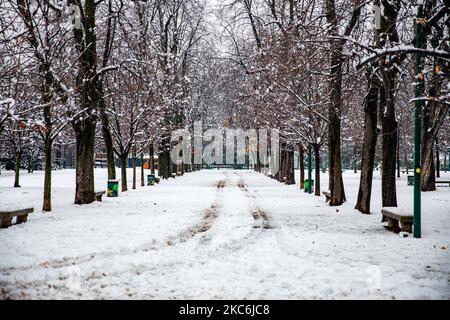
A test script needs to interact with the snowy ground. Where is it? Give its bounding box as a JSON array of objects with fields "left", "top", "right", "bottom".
[{"left": 0, "top": 168, "right": 449, "bottom": 299}]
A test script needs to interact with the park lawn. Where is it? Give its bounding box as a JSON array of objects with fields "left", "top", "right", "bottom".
[{"left": 0, "top": 168, "right": 449, "bottom": 299}]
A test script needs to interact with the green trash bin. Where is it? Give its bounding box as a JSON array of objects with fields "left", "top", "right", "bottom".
[
  {"left": 304, "top": 179, "right": 314, "bottom": 193},
  {"left": 147, "top": 174, "right": 155, "bottom": 186},
  {"left": 407, "top": 175, "right": 414, "bottom": 186},
  {"left": 107, "top": 180, "right": 119, "bottom": 197}
]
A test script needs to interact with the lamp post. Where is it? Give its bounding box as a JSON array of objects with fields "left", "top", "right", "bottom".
[{"left": 413, "top": 0, "right": 425, "bottom": 238}]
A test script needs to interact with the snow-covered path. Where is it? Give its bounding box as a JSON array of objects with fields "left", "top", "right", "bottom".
[{"left": 0, "top": 169, "right": 449, "bottom": 299}]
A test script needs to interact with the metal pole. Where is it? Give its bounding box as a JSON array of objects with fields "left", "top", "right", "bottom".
[
  {"left": 413, "top": 1, "right": 424, "bottom": 238},
  {"left": 308, "top": 144, "right": 312, "bottom": 194}
]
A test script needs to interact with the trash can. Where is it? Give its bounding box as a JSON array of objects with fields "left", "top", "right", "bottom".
[
  {"left": 107, "top": 180, "right": 119, "bottom": 197},
  {"left": 407, "top": 175, "right": 414, "bottom": 186},
  {"left": 304, "top": 179, "right": 314, "bottom": 193},
  {"left": 147, "top": 174, "right": 155, "bottom": 186}
]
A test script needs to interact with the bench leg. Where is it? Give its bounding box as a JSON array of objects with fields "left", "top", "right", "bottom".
[
  {"left": 400, "top": 222, "right": 412, "bottom": 233},
  {"left": 0, "top": 217, "right": 13, "bottom": 228},
  {"left": 381, "top": 215, "right": 387, "bottom": 222},
  {"left": 16, "top": 214, "right": 28, "bottom": 224},
  {"left": 387, "top": 217, "right": 400, "bottom": 233}
]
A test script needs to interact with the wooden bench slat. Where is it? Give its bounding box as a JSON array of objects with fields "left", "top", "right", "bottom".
[
  {"left": 436, "top": 180, "right": 450, "bottom": 186},
  {"left": 0, "top": 208, "right": 34, "bottom": 216},
  {"left": 381, "top": 208, "right": 413, "bottom": 222}
]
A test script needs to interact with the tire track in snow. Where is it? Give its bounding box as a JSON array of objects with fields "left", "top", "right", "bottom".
[
  {"left": 236, "top": 174, "right": 275, "bottom": 230},
  {"left": 1, "top": 174, "right": 232, "bottom": 298},
  {"left": 0, "top": 176, "right": 229, "bottom": 276},
  {"left": 189, "top": 171, "right": 278, "bottom": 258},
  {"left": 167, "top": 179, "right": 226, "bottom": 244},
  {"left": 0, "top": 171, "right": 274, "bottom": 299}
]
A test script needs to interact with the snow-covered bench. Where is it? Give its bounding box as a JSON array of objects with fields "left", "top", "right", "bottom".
[
  {"left": 436, "top": 180, "right": 450, "bottom": 187},
  {"left": 95, "top": 191, "right": 105, "bottom": 202},
  {"left": 0, "top": 208, "right": 34, "bottom": 228},
  {"left": 381, "top": 207, "right": 413, "bottom": 233},
  {"left": 322, "top": 191, "right": 331, "bottom": 202}
]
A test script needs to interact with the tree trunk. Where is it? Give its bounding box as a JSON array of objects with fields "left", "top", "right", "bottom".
[
  {"left": 299, "top": 144, "right": 305, "bottom": 189},
  {"left": 278, "top": 146, "right": 285, "bottom": 182},
  {"left": 328, "top": 95, "right": 346, "bottom": 206},
  {"left": 190, "top": 147, "right": 195, "bottom": 171},
  {"left": 420, "top": 74, "right": 448, "bottom": 189},
  {"left": 149, "top": 144, "right": 155, "bottom": 175},
  {"left": 355, "top": 73, "right": 379, "bottom": 214},
  {"left": 397, "top": 130, "right": 401, "bottom": 178},
  {"left": 381, "top": 85, "right": 398, "bottom": 207},
  {"left": 405, "top": 154, "right": 409, "bottom": 175},
  {"left": 435, "top": 140, "right": 440, "bottom": 178},
  {"left": 158, "top": 152, "right": 168, "bottom": 179},
  {"left": 158, "top": 139, "right": 171, "bottom": 179},
  {"left": 255, "top": 130, "right": 261, "bottom": 172},
  {"left": 284, "top": 149, "right": 295, "bottom": 185},
  {"left": 379, "top": 0, "right": 402, "bottom": 208},
  {"left": 27, "top": 158, "right": 32, "bottom": 173},
  {"left": 72, "top": 0, "right": 98, "bottom": 205},
  {"left": 313, "top": 144, "right": 321, "bottom": 196},
  {"left": 140, "top": 153, "right": 145, "bottom": 187},
  {"left": 132, "top": 156, "right": 136, "bottom": 190},
  {"left": 43, "top": 139, "right": 52, "bottom": 211},
  {"left": 74, "top": 121, "right": 96, "bottom": 204},
  {"left": 120, "top": 154, "right": 128, "bottom": 192},
  {"left": 99, "top": 101, "right": 116, "bottom": 180},
  {"left": 325, "top": 0, "right": 347, "bottom": 206},
  {"left": 326, "top": 48, "right": 345, "bottom": 205},
  {"left": 381, "top": 127, "right": 398, "bottom": 206},
  {"left": 444, "top": 152, "right": 447, "bottom": 173},
  {"left": 14, "top": 151, "right": 21, "bottom": 188},
  {"left": 421, "top": 139, "right": 436, "bottom": 191}
]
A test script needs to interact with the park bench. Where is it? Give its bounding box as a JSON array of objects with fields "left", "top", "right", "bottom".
[
  {"left": 381, "top": 207, "right": 413, "bottom": 233},
  {"left": 322, "top": 191, "right": 331, "bottom": 202},
  {"left": 0, "top": 208, "right": 34, "bottom": 228},
  {"left": 95, "top": 191, "right": 105, "bottom": 202},
  {"left": 436, "top": 180, "right": 450, "bottom": 187}
]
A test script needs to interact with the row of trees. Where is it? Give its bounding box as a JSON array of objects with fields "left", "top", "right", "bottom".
[
  {"left": 215, "top": 0, "right": 449, "bottom": 212},
  {"left": 1, "top": 0, "right": 449, "bottom": 215},
  {"left": 0, "top": 0, "right": 212, "bottom": 211}
]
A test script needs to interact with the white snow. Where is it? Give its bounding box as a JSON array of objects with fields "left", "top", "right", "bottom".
[{"left": 0, "top": 168, "right": 449, "bottom": 299}]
